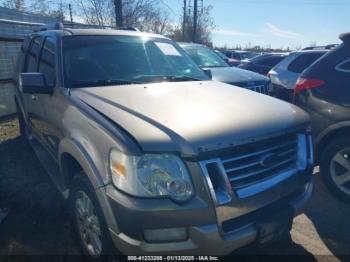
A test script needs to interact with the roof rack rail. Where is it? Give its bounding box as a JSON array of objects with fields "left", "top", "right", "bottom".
[
  {"left": 302, "top": 44, "right": 338, "bottom": 50},
  {"left": 35, "top": 22, "right": 63, "bottom": 32},
  {"left": 117, "top": 26, "right": 140, "bottom": 31},
  {"left": 34, "top": 22, "right": 140, "bottom": 32}
]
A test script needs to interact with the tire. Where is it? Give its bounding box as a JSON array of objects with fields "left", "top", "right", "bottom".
[
  {"left": 320, "top": 137, "right": 350, "bottom": 204},
  {"left": 70, "top": 172, "right": 116, "bottom": 261}
]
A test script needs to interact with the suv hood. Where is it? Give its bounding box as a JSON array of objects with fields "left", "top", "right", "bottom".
[
  {"left": 71, "top": 81, "right": 309, "bottom": 156},
  {"left": 206, "top": 66, "right": 268, "bottom": 84}
]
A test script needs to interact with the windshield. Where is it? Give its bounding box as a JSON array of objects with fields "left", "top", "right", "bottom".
[
  {"left": 62, "top": 35, "right": 208, "bottom": 87},
  {"left": 181, "top": 45, "right": 228, "bottom": 68}
]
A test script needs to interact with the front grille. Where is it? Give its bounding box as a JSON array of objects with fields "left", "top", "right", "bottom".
[
  {"left": 200, "top": 132, "right": 300, "bottom": 200},
  {"left": 221, "top": 133, "right": 298, "bottom": 190},
  {"left": 232, "top": 81, "right": 269, "bottom": 95},
  {"left": 247, "top": 84, "right": 269, "bottom": 94}
]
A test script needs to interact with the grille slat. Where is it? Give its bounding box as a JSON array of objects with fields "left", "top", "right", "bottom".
[
  {"left": 222, "top": 140, "right": 296, "bottom": 164},
  {"left": 248, "top": 85, "right": 268, "bottom": 94},
  {"left": 220, "top": 132, "right": 299, "bottom": 193},
  {"left": 228, "top": 155, "right": 297, "bottom": 182}
]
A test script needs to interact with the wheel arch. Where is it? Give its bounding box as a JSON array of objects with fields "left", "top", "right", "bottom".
[
  {"left": 315, "top": 121, "right": 350, "bottom": 163},
  {"left": 59, "top": 137, "right": 121, "bottom": 233}
]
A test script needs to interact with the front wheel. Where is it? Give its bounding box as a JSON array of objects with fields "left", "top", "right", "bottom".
[
  {"left": 70, "top": 173, "right": 116, "bottom": 260},
  {"left": 320, "top": 137, "right": 350, "bottom": 204}
]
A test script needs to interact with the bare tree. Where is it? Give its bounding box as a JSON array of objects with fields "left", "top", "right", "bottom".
[
  {"left": 1, "top": 0, "right": 25, "bottom": 10},
  {"left": 76, "top": 0, "right": 113, "bottom": 26},
  {"left": 76, "top": 0, "right": 173, "bottom": 33},
  {"left": 26, "top": 0, "right": 66, "bottom": 21},
  {"left": 169, "top": 5, "right": 215, "bottom": 45}
]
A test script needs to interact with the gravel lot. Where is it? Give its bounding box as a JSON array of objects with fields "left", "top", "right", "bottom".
[{"left": 1, "top": 117, "right": 350, "bottom": 260}]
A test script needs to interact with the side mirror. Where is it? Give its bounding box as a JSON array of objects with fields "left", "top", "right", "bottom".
[
  {"left": 202, "top": 69, "right": 212, "bottom": 79},
  {"left": 19, "top": 73, "right": 53, "bottom": 94}
]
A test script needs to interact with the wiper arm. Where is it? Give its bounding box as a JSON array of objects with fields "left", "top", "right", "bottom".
[
  {"left": 70, "top": 78, "right": 144, "bottom": 88},
  {"left": 163, "top": 75, "right": 203, "bottom": 81}
]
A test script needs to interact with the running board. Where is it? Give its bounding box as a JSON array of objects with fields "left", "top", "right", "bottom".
[{"left": 29, "top": 138, "right": 67, "bottom": 197}]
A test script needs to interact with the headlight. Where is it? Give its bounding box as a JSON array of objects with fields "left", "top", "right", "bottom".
[{"left": 109, "top": 150, "right": 194, "bottom": 202}]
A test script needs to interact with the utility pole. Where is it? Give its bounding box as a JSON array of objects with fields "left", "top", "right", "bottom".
[
  {"left": 68, "top": 4, "right": 73, "bottom": 23},
  {"left": 192, "top": 0, "right": 198, "bottom": 43},
  {"left": 182, "top": 0, "right": 187, "bottom": 41},
  {"left": 114, "top": 0, "right": 123, "bottom": 28}
]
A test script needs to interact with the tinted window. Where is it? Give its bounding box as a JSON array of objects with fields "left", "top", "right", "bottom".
[
  {"left": 288, "top": 52, "right": 325, "bottom": 73},
  {"left": 232, "top": 53, "right": 241, "bottom": 60},
  {"left": 25, "top": 36, "right": 43, "bottom": 72},
  {"left": 240, "top": 52, "right": 259, "bottom": 60},
  {"left": 256, "top": 56, "right": 284, "bottom": 67},
  {"left": 39, "top": 37, "right": 56, "bottom": 86},
  {"left": 337, "top": 59, "right": 350, "bottom": 72}
]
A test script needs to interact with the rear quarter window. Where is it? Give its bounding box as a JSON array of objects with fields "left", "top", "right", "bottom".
[
  {"left": 336, "top": 59, "right": 350, "bottom": 72},
  {"left": 288, "top": 52, "right": 325, "bottom": 73}
]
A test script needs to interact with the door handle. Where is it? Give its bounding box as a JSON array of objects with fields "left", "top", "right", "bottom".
[{"left": 31, "top": 95, "right": 38, "bottom": 101}]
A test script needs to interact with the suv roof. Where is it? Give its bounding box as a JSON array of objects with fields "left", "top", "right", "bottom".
[{"left": 32, "top": 22, "right": 169, "bottom": 40}]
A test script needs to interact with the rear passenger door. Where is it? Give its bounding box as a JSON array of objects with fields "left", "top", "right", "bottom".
[
  {"left": 35, "top": 36, "right": 60, "bottom": 155},
  {"left": 21, "top": 36, "right": 44, "bottom": 137}
]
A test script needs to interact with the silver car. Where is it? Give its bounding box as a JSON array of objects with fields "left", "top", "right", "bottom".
[
  {"left": 14, "top": 24, "right": 314, "bottom": 258},
  {"left": 269, "top": 50, "right": 328, "bottom": 101}
]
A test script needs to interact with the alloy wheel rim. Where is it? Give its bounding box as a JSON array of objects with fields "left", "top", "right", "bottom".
[
  {"left": 75, "top": 191, "right": 102, "bottom": 257},
  {"left": 330, "top": 148, "right": 350, "bottom": 195}
]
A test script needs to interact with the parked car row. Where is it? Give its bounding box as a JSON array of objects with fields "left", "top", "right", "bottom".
[
  {"left": 14, "top": 23, "right": 314, "bottom": 258},
  {"left": 293, "top": 36, "right": 350, "bottom": 203},
  {"left": 222, "top": 38, "right": 350, "bottom": 204},
  {"left": 179, "top": 43, "right": 271, "bottom": 94}
]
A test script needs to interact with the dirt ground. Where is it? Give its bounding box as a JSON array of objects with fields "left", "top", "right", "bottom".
[{"left": 1, "top": 117, "right": 350, "bottom": 261}]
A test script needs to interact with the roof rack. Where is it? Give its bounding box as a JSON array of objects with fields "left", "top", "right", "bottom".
[
  {"left": 35, "top": 22, "right": 140, "bottom": 32},
  {"left": 302, "top": 44, "right": 338, "bottom": 50},
  {"left": 36, "top": 22, "right": 63, "bottom": 31}
]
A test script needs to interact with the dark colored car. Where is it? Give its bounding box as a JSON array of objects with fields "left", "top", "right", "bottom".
[
  {"left": 180, "top": 43, "right": 271, "bottom": 94},
  {"left": 294, "top": 33, "right": 350, "bottom": 203},
  {"left": 214, "top": 50, "right": 237, "bottom": 66},
  {"left": 238, "top": 54, "right": 288, "bottom": 76}
]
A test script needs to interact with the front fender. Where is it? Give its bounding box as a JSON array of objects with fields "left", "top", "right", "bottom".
[
  {"left": 58, "top": 137, "right": 121, "bottom": 233},
  {"left": 58, "top": 137, "right": 105, "bottom": 190}
]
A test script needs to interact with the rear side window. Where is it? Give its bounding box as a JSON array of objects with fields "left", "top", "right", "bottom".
[
  {"left": 256, "top": 56, "right": 284, "bottom": 67},
  {"left": 288, "top": 52, "right": 325, "bottom": 73},
  {"left": 25, "top": 36, "right": 44, "bottom": 72},
  {"left": 336, "top": 59, "right": 350, "bottom": 73},
  {"left": 39, "top": 37, "right": 56, "bottom": 86}
]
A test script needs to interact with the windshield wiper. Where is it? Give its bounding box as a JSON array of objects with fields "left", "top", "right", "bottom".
[
  {"left": 70, "top": 79, "right": 144, "bottom": 88},
  {"left": 133, "top": 75, "right": 203, "bottom": 82}
]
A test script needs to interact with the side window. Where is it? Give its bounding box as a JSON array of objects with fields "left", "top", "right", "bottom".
[
  {"left": 336, "top": 59, "right": 350, "bottom": 73},
  {"left": 232, "top": 53, "right": 241, "bottom": 60},
  {"left": 25, "top": 36, "right": 43, "bottom": 72},
  {"left": 39, "top": 37, "right": 56, "bottom": 87},
  {"left": 288, "top": 52, "right": 325, "bottom": 73},
  {"left": 257, "top": 56, "right": 284, "bottom": 67}
]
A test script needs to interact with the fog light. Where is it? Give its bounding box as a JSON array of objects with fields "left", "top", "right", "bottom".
[{"left": 144, "top": 227, "right": 187, "bottom": 242}]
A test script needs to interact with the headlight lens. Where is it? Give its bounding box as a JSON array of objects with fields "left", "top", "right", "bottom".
[{"left": 109, "top": 150, "right": 193, "bottom": 202}]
